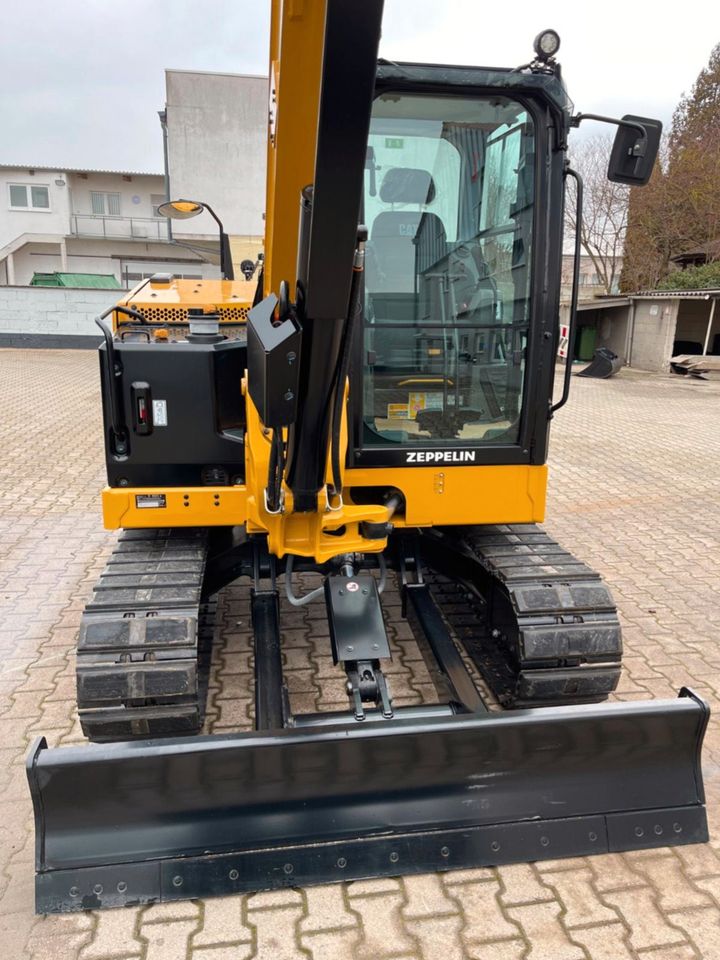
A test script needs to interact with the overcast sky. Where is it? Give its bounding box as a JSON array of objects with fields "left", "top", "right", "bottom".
[{"left": 0, "top": 0, "right": 718, "bottom": 172}]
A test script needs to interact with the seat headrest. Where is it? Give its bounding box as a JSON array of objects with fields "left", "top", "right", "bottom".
[{"left": 379, "top": 167, "right": 436, "bottom": 205}]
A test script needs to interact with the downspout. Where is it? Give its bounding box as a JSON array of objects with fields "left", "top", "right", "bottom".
[{"left": 158, "top": 109, "right": 172, "bottom": 243}]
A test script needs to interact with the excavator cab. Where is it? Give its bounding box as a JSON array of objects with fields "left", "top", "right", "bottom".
[
  {"left": 361, "top": 84, "right": 538, "bottom": 447},
  {"left": 26, "top": 2, "right": 708, "bottom": 915}
]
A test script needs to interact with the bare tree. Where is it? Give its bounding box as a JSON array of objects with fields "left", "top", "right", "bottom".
[{"left": 564, "top": 134, "right": 629, "bottom": 295}]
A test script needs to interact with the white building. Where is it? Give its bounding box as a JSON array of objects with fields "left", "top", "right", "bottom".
[
  {"left": 162, "top": 70, "right": 267, "bottom": 268},
  {"left": 0, "top": 164, "right": 211, "bottom": 286}
]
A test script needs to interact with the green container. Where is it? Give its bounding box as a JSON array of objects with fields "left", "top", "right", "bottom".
[{"left": 578, "top": 325, "right": 597, "bottom": 361}]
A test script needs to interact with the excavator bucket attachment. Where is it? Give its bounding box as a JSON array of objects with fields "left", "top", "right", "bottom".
[
  {"left": 29, "top": 690, "right": 708, "bottom": 913},
  {"left": 577, "top": 347, "right": 623, "bottom": 379}
]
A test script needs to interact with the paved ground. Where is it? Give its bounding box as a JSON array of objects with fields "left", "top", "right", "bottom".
[{"left": 1, "top": 347, "right": 720, "bottom": 959}]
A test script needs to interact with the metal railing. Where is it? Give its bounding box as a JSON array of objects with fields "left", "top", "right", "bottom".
[{"left": 70, "top": 215, "right": 170, "bottom": 241}]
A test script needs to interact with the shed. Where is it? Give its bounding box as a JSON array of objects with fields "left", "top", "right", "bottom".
[{"left": 559, "top": 290, "right": 720, "bottom": 373}]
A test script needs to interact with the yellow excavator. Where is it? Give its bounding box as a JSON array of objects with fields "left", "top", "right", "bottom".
[{"left": 27, "top": 0, "right": 708, "bottom": 914}]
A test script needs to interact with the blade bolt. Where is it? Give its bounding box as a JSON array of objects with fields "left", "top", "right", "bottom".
[
  {"left": 673, "top": 822, "right": 683, "bottom": 834},
  {"left": 440, "top": 847, "right": 450, "bottom": 858},
  {"left": 654, "top": 824, "right": 663, "bottom": 836},
  {"left": 229, "top": 869, "right": 239, "bottom": 880},
  {"left": 540, "top": 836, "right": 550, "bottom": 847},
  {"left": 588, "top": 832, "right": 597, "bottom": 842},
  {"left": 337, "top": 857, "right": 347, "bottom": 869},
  {"left": 284, "top": 863, "right": 294, "bottom": 875},
  {"left": 69, "top": 886, "right": 80, "bottom": 898},
  {"left": 172, "top": 876, "right": 183, "bottom": 887},
  {"left": 634, "top": 827, "right": 644, "bottom": 838},
  {"left": 117, "top": 882, "right": 127, "bottom": 893},
  {"left": 490, "top": 841, "right": 500, "bottom": 852},
  {"left": 390, "top": 852, "right": 399, "bottom": 863}
]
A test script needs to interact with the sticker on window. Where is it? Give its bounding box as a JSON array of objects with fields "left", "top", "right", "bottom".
[
  {"left": 387, "top": 403, "right": 410, "bottom": 420},
  {"left": 408, "top": 392, "right": 444, "bottom": 420}
]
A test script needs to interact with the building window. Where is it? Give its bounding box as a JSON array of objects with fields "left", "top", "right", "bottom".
[
  {"left": 91, "top": 191, "right": 121, "bottom": 216},
  {"left": 9, "top": 183, "right": 50, "bottom": 210},
  {"left": 151, "top": 194, "right": 167, "bottom": 218}
]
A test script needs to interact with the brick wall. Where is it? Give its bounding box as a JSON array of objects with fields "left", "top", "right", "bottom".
[{"left": 0, "top": 285, "right": 125, "bottom": 338}]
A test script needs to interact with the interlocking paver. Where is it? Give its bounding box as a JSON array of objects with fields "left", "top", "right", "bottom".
[{"left": 2, "top": 350, "right": 720, "bottom": 959}]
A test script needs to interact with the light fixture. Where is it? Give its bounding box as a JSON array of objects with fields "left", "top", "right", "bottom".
[
  {"left": 533, "top": 29, "right": 560, "bottom": 62},
  {"left": 158, "top": 199, "right": 234, "bottom": 280}
]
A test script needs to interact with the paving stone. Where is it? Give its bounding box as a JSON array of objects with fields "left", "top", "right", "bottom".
[
  {"left": 569, "top": 923, "right": 637, "bottom": 960},
  {"left": 540, "top": 867, "right": 619, "bottom": 927},
  {"left": 602, "top": 887, "right": 691, "bottom": 951},
  {"left": 141, "top": 919, "right": 201, "bottom": 960},
  {"left": 192, "top": 896, "right": 253, "bottom": 947},
  {"left": 448, "top": 875, "right": 520, "bottom": 943},
  {"left": 3, "top": 354, "right": 720, "bottom": 960},
  {"left": 666, "top": 906, "right": 720, "bottom": 959},
  {"left": 505, "top": 901, "right": 586, "bottom": 960},
  {"left": 300, "top": 927, "right": 360, "bottom": 959},
  {"left": 245, "top": 902, "right": 307, "bottom": 960},
  {"left": 300, "top": 884, "right": 358, "bottom": 932},
  {"left": 79, "top": 908, "right": 142, "bottom": 959},
  {"left": 401, "top": 874, "right": 459, "bottom": 919}
]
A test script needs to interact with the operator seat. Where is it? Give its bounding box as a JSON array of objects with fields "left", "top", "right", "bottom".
[{"left": 368, "top": 167, "right": 446, "bottom": 294}]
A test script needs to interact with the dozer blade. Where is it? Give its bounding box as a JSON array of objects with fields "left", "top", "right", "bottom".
[{"left": 28, "top": 689, "right": 708, "bottom": 913}]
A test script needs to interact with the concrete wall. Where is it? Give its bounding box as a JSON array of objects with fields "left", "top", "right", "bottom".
[
  {"left": 165, "top": 70, "right": 267, "bottom": 240},
  {"left": 0, "top": 285, "right": 124, "bottom": 338},
  {"left": 8, "top": 238, "right": 213, "bottom": 286},
  {"left": 629, "top": 299, "right": 678, "bottom": 372},
  {"left": 594, "top": 307, "right": 630, "bottom": 358}
]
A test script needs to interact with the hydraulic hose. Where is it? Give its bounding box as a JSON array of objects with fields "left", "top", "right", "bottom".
[
  {"left": 330, "top": 232, "right": 366, "bottom": 496},
  {"left": 284, "top": 555, "right": 325, "bottom": 607}
]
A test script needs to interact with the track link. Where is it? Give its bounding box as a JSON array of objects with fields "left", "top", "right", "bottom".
[
  {"left": 424, "top": 524, "right": 622, "bottom": 707},
  {"left": 76, "top": 528, "right": 214, "bottom": 742}
]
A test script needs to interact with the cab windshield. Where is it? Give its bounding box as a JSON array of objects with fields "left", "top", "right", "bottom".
[{"left": 362, "top": 92, "right": 535, "bottom": 446}]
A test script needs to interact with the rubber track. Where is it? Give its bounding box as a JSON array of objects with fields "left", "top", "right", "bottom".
[
  {"left": 76, "top": 528, "right": 214, "bottom": 742},
  {"left": 427, "top": 524, "right": 622, "bottom": 707}
]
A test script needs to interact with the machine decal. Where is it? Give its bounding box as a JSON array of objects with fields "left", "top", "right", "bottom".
[
  {"left": 152, "top": 399, "right": 168, "bottom": 426},
  {"left": 406, "top": 450, "right": 477, "bottom": 463}
]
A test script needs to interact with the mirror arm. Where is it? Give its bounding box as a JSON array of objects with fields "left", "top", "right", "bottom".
[
  {"left": 550, "top": 165, "right": 583, "bottom": 417},
  {"left": 197, "top": 201, "right": 235, "bottom": 281},
  {"left": 570, "top": 113, "right": 648, "bottom": 154}
]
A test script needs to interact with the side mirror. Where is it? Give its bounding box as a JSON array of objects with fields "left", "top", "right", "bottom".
[{"left": 607, "top": 115, "right": 662, "bottom": 186}]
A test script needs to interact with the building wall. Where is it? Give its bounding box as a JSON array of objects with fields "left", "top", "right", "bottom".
[
  {"left": 7, "top": 238, "right": 214, "bottom": 286},
  {"left": 0, "top": 168, "right": 71, "bottom": 250},
  {"left": 0, "top": 285, "right": 124, "bottom": 337},
  {"left": 67, "top": 172, "right": 163, "bottom": 223},
  {"left": 595, "top": 307, "right": 630, "bottom": 358},
  {"left": 629, "top": 299, "right": 678, "bottom": 372},
  {"left": 165, "top": 71, "right": 267, "bottom": 241}
]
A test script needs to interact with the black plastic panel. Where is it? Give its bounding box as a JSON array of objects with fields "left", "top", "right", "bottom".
[{"left": 99, "top": 338, "right": 247, "bottom": 486}]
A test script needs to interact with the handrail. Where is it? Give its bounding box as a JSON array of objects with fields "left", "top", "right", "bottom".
[{"left": 550, "top": 165, "right": 583, "bottom": 416}]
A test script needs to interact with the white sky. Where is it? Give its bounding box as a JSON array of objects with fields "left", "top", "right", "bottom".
[{"left": 0, "top": 0, "right": 717, "bottom": 171}]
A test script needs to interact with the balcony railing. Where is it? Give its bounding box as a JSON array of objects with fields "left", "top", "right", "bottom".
[{"left": 70, "top": 214, "right": 170, "bottom": 242}]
